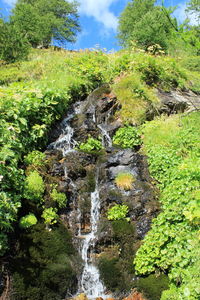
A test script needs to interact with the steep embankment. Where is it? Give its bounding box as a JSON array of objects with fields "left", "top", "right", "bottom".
[{"left": 0, "top": 48, "right": 200, "bottom": 299}]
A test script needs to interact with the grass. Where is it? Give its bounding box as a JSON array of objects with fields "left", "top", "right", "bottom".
[{"left": 115, "top": 173, "right": 135, "bottom": 190}]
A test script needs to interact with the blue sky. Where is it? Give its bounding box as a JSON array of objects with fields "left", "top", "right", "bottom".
[{"left": 0, "top": 0, "right": 192, "bottom": 51}]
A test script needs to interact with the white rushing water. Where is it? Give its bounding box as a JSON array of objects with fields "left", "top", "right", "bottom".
[
  {"left": 79, "top": 173, "right": 108, "bottom": 299},
  {"left": 98, "top": 124, "right": 112, "bottom": 148},
  {"left": 48, "top": 102, "right": 82, "bottom": 156}
]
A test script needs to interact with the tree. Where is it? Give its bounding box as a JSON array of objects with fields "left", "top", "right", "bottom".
[
  {"left": 0, "top": 18, "right": 30, "bottom": 62},
  {"left": 117, "top": 0, "right": 177, "bottom": 50},
  {"left": 11, "top": 0, "right": 80, "bottom": 48},
  {"left": 186, "top": 0, "right": 200, "bottom": 23}
]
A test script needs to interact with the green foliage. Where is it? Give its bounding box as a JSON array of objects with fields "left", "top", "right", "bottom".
[
  {"left": 79, "top": 137, "right": 103, "bottom": 153},
  {"left": 107, "top": 204, "right": 129, "bottom": 221},
  {"left": 42, "top": 207, "right": 58, "bottom": 225},
  {"left": 113, "top": 74, "right": 159, "bottom": 124},
  {"left": 137, "top": 274, "right": 169, "bottom": 300},
  {"left": 11, "top": 0, "right": 80, "bottom": 48},
  {"left": 11, "top": 223, "right": 78, "bottom": 299},
  {"left": 186, "top": 0, "right": 200, "bottom": 23},
  {"left": 130, "top": 53, "right": 187, "bottom": 90},
  {"left": 19, "top": 213, "right": 38, "bottom": 228},
  {"left": 134, "top": 112, "right": 200, "bottom": 299},
  {"left": 50, "top": 188, "right": 67, "bottom": 208},
  {"left": 98, "top": 257, "right": 123, "bottom": 291},
  {"left": 117, "top": 0, "right": 176, "bottom": 50},
  {"left": 24, "top": 150, "right": 46, "bottom": 167},
  {"left": 0, "top": 20, "right": 30, "bottom": 63},
  {"left": 24, "top": 171, "right": 45, "bottom": 202},
  {"left": 113, "top": 126, "right": 141, "bottom": 148}
]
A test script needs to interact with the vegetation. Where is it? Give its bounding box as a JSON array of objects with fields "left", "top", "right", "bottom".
[
  {"left": 11, "top": 0, "right": 80, "bottom": 48},
  {"left": 11, "top": 223, "right": 78, "bottom": 300},
  {"left": 50, "top": 188, "right": 67, "bottom": 208},
  {"left": 107, "top": 204, "right": 129, "bottom": 221},
  {"left": 79, "top": 137, "right": 103, "bottom": 153},
  {"left": 115, "top": 173, "right": 135, "bottom": 190},
  {"left": 113, "top": 126, "right": 141, "bottom": 148},
  {"left": 19, "top": 213, "right": 38, "bottom": 228},
  {"left": 0, "top": 0, "right": 200, "bottom": 297},
  {"left": 117, "top": 0, "right": 176, "bottom": 50},
  {"left": 24, "top": 171, "right": 45, "bottom": 202},
  {"left": 134, "top": 112, "right": 200, "bottom": 299}
]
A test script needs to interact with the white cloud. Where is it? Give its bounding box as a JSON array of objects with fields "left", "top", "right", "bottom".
[
  {"left": 2, "top": 0, "right": 16, "bottom": 6},
  {"left": 77, "top": 0, "right": 119, "bottom": 31},
  {"left": 4, "top": 0, "right": 122, "bottom": 31},
  {"left": 173, "top": 1, "right": 198, "bottom": 26}
]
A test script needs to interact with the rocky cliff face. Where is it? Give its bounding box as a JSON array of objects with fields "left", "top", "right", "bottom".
[{"left": 45, "top": 85, "right": 160, "bottom": 299}]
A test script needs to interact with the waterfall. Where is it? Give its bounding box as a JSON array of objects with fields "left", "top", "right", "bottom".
[
  {"left": 48, "top": 102, "right": 81, "bottom": 155},
  {"left": 98, "top": 124, "right": 112, "bottom": 148},
  {"left": 79, "top": 171, "right": 108, "bottom": 299}
]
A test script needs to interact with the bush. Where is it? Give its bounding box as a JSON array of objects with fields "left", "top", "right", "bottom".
[
  {"left": 19, "top": 213, "right": 37, "bottom": 228},
  {"left": 42, "top": 207, "right": 58, "bottom": 225},
  {"left": 0, "top": 22, "right": 30, "bottom": 63},
  {"left": 113, "top": 74, "right": 158, "bottom": 124},
  {"left": 115, "top": 173, "right": 135, "bottom": 190},
  {"left": 107, "top": 204, "right": 129, "bottom": 221},
  {"left": 113, "top": 126, "right": 141, "bottom": 149},
  {"left": 50, "top": 188, "right": 67, "bottom": 208},
  {"left": 24, "top": 151, "right": 46, "bottom": 167},
  {"left": 24, "top": 171, "right": 45, "bottom": 202},
  {"left": 11, "top": 223, "right": 78, "bottom": 299},
  {"left": 79, "top": 137, "right": 102, "bottom": 153}
]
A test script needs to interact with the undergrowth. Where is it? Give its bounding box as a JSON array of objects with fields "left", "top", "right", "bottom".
[{"left": 134, "top": 112, "right": 200, "bottom": 299}]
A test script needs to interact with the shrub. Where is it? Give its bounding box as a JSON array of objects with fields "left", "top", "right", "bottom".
[
  {"left": 115, "top": 173, "right": 135, "bottom": 190},
  {"left": 42, "top": 207, "right": 58, "bottom": 225},
  {"left": 24, "top": 150, "right": 46, "bottom": 167},
  {"left": 50, "top": 188, "right": 67, "bottom": 208},
  {"left": 113, "top": 126, "right": 141, "bottom": 149},
  {"left": 107, "top": 204, "right": 129, "bottom": 221},
  {"left": 19, "top": 213, "right": 37, "bottom": 228},
  {"left": 24, "top": 171, "right": 45, "bottom": 202},
  {"left": 79, "top": 137, "right": 102, "bottom": 153},
  {"left": 113, "top": 74, "right": 158, "bottom": 124}
]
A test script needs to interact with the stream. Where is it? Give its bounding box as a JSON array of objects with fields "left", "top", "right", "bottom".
[{"left": 46, "top": 85, "right": 159, "bottom": 299}]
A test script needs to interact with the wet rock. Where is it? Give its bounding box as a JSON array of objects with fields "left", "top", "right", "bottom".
[
  {"left": 123, "top": 290, "right": 146, "bottom": 300},
  {"left": 108, "top": 166, "right": 138, "bottom": 181},
  {"left": 106, "top": 150, "right": 136, "bottom": 167},
  {"left": 156, "top": 89, "right": 200, "bottom": 116}
]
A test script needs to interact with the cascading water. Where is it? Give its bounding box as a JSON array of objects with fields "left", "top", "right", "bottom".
[
  {"left": 98, "top": 124, "right": 112, "bottom": 148},
  {"left": 48, "top": 102, "right": 81, "bottom": 155},
  {"left": 79, "top": 171, "right": 108, "bottom": 299}
]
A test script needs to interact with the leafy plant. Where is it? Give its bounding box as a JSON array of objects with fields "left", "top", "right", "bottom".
[
  {"left": 107, "top": 204, "right": 129, "bottom": 221},
  {"left": 42, "top": 207, "right": 58, "bottom": 225},
  {"left": 24, "top": 150, "right": 46, "bottom": 167},
  {"left": 113, "top": 126, "right": 141, "bottom": 149},
  {"left": 79, "top": 137, "right": 103, "bottom": 153},
  {"left": 50, "top": 188, "right": 67, "bottom": 208},
  {"left": 19, "top": 213, "right": 38, "bottom": 228},
  {"left": 24, "top": 171, "right": 45, "bottom": 202},
  {"left": 134, "top": 112, "right": 200, "bottom": 299},
  {"left": 115, "top": 173, "right": 135, "bottom": 190}
]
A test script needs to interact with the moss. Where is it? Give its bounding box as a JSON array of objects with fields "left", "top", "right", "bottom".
[
  {"left": 112, "top": 220, "right": 135, "bottom": 241},
  {"left": 11, "top": 223, "right": 79, "bottom": 300},
  {"left": 98, "top": 257, "right": 123, "bottom": 291},
  {"left": 136, "top": 274, "right": 169, "bottom": 300}
]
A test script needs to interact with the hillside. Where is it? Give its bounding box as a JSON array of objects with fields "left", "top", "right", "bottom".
[{"left": 0, "top": 48, "right": 200, "bottom": 300}]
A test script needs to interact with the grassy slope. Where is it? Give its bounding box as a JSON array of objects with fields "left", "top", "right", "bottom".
[{"left": 0, "top": 47, "right": 200, "bottom": 299}]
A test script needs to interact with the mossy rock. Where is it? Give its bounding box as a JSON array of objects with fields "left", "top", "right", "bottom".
[
  {"left": 112, "top": 220, "right": 135, "bottom": 241},
  {"left": 136, "top": 274, "right": 169, "bottom": 300}
]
